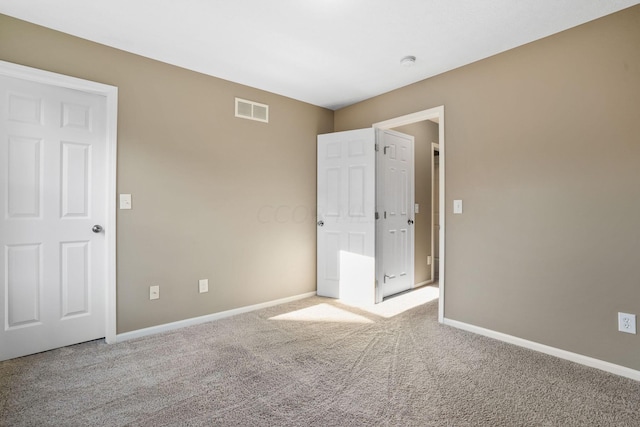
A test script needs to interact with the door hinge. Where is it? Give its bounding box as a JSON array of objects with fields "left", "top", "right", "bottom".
[
  {"left": 384, "top": 211, "right": 387, "bottom": 219},
  {"left": 375, "top": 143, "right": 379, "bottom": 152},
  {"left": 375, "top": 212, "right": 379, "bottom": 220}
]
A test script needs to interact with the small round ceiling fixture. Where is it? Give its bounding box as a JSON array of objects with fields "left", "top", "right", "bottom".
[{"left": 400, "top": 55, "right": 416, "bottom": 67}]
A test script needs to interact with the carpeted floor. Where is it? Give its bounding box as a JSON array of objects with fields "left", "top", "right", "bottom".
[{"left": 1, "top": 293, "right": 639, "bottom": 426}]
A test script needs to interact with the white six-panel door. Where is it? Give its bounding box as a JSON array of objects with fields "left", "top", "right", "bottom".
[
  {"left": 317, "top": 129, "right": 376, "bottom": 305},
  {"left": 0, "top": 74, "right": 108, "bottom": 361},
  {"left": 377, "top": 129, "right": 415, "bottom": 299}
]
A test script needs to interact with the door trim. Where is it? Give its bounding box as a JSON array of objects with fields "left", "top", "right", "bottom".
[
  {"left": 431, "top": 142, "right": 440, "bottom": 284},
  {"left": 0, "top": 60, "right": 118, "bottom": 343},
  {"left": 373, "top": 106, "right": 445, "bottom": 323}
]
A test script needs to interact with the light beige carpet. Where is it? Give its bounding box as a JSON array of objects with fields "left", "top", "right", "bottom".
[{"left": 1, "top": 295, "right": 639, "bottom": 426}]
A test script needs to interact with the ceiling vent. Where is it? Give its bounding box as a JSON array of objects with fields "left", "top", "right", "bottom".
[{"left": 235, "top": 98, "right": 269, "bottom": 123}]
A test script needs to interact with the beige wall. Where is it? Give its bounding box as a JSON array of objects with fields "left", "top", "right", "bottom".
[
  {"left": 0, "top": 15, "right": 333, "bottom": 333},
  {"left": 336, "top": 6, "right": 640, "bottom": 370},
  {"left": 394, "top": 121, "right": 439, "bottom": 285}
]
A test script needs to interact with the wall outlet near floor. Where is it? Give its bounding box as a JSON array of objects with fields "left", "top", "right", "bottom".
[
  {"left": 198, "top": 279, "right": 209, "bottom": 293},
  {"left": 150, "top": 285, "right": 159, "bottom": 300},
  {"left": 618, "top": 312, "right": 636, "bottom": 334}
]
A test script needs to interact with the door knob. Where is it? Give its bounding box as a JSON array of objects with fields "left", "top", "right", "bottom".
[
  {"left": 317, "top": 220, "right": 324, "bottom": 227},
  {"left": 92, "top": 225, "right": 103, "bottom": 233},
  {"left": 407, "top": 219, "right": 414, "bottom": 225}
]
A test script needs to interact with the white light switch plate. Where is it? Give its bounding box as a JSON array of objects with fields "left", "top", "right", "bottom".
[
  {"left": 414, "top": 203, "right": 420, "bottom": 213},
  {"left": 199, "top": 279, "right": 209, "bottom": 293},
  {"left": 120, "top": 194, "right": 132, "bottom": 210},
  {"left": 150, "top": 285, "right": 159, "bottom": 300},
  {"left": 453, "top": 199, "right": 463, "bottom": 214}
]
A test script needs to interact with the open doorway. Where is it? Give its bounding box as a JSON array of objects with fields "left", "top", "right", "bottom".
[
  {"left": 387, "top": 121, "right": 439, "bottom": 288},
  {"left": 316, "top": 106, "right": 445, "bottom": 322},
  {"left": 373, "top": 106, "right": 445, "bottom": 323}
]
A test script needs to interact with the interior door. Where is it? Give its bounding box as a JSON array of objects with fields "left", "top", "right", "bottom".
[
  {"left": 317, "top": 128, "right": 376, "bottom": 305},
  {"left": 377, "top": 129, "right": 415, "bottom": 299},
  {"left": 0, "top": 75, "right": 108, "bottom": 361}
]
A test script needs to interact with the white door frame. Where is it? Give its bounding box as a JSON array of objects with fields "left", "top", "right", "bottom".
[
  {"left": 431, "top": 142, "right": 440, "bottom": 284},
  {"left": 0, "top": 60, "right": 118, "bottom": 343},
  {"left": 373, "top": 106, "right": 445, "bottom": 323}
]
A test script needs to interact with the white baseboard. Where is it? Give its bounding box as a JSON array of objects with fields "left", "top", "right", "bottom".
[
  {"left": 443, "top": 318, "right": 640, "bottom": 382},
  {"left": 116, "top": 291, "right": 317, "bottom": 343}
]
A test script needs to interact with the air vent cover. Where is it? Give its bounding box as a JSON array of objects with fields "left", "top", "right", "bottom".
[{"left": 235, "top": 98, "right": 269, "bottom": 123}]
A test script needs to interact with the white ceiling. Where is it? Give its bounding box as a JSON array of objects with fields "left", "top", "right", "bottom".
[{"left": 1, "top": 0, "right": 638, "bottom": 110}]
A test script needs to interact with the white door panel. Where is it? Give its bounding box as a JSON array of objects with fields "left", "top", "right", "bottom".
[
  {"left": 317, "top": 129, "right": 375, "bottom": 304},
  {"left": 377, "top": 129, "right": 414, "bottom": 299},
  {"left": 0, "top": 75, "right": 107, "bottom": 361}
]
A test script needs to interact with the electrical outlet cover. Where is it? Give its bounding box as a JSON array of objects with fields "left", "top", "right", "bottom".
[{"left": 618, "top": 312, "right": 636, "bottom": 334}]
